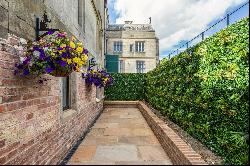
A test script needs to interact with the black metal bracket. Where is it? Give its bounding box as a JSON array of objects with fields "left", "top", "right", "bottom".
[
  {"left": 89, "top": 58, "right": 97, "bottom": 68},
  {"left": 35, "top": 11, "right": 60, "bottom": 41}
]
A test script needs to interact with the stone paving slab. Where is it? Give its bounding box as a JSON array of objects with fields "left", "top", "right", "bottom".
[
  {"left": 68, "top": 108, "right": 172, "bottom": 165},
  {"left": 118, "top": 136, "right": 159, "bottom": 145},
  {"left": 115, "top": 161, "right": 173, "bottom": 165},
  {"left": 81, "top": 136, "right": 118, "bottom": 146},
  {"left": 93, "top": 145, "right": 138, "bottom": 161},
  {"left": 70, "top": 146, "right": 96, "bottom": 162}
]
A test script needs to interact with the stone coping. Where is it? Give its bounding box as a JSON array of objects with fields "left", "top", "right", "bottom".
[
  {"left": 104, "top": 101, "right": 139, "bottom": 108},
  {"left": 104, "top": 101, "right": 208, "bottom": 165}
]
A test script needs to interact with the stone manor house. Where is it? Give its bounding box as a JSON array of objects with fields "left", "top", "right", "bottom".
[
  {"left": 105, "top": 21, "right": 160, "bottom": 73},
  {"left": 0, "top": 0, "right": 108, "bottom": 165}
]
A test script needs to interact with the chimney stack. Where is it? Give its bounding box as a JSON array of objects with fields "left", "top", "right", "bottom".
[{"left": 124, "top": 21, "right": 133, "bottom": 24}]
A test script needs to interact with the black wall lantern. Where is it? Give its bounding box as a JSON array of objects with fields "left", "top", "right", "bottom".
[
  {"left": 89, "top": 58, "right": 97, "bottom": 68},
  {"left": 35, "top": 11, "right": 60, "bottom": 41}
]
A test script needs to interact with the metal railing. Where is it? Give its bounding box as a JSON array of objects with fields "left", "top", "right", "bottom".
[{"left": 167, "top": 1, "right": 249, "bottom": 59}]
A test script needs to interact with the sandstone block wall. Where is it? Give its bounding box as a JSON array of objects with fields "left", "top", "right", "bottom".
[{"left": 0, "top": 0, "right": 106, "bottom": 67}]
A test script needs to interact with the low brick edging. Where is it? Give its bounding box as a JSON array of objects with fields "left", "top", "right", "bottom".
[
  {"left": 104, "top": 101, "right": 138, "bottom": 108},
  {"left": 104, "top": 101, "right": 208, "bottom": 165}
]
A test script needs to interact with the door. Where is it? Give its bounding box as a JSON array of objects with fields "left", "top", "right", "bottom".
[{"left": 105, "top": 54, "right": 119, "bottom": 73}]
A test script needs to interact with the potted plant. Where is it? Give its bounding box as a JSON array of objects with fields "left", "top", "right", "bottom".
[
  {"left": 14, "top": 30, "right": 89, "bottom": 78},
  {"left": 82, "top": 67, "right": 113, "bottom": 88}
]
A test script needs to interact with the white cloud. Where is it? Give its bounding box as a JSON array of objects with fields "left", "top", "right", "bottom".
[{"left": 112, "top": 0, "right": 247, "bottom": 57}]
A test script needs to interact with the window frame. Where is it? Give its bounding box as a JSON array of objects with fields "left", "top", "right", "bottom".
[
  {"left": 135, "top": 41, "right": 145, "bottom": 53},
  {"left": 136, "top": 60, "right": 145, "bottom": 73},
  {"left": 119, "top": 60, "right": 125, "bottom": 73},
  {"left": 62, "top": 76, "right": 71, "bottom": 111},
  {"left": 113, "top": 41, "right": 123, "bottom": 53},
  {"left": 130, "top": 44, "right": 133, "bottom": 52},
  {"left": 78, "top": 0, "right": 85, "bottom": 31}
]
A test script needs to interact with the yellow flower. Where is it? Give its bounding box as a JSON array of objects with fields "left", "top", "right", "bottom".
[
  {"left": 67, "top": 59, "right": 72, "bottom": 64},
  {"left": 76, "top": 47, "right": 83, "bottom": 53},
  {"left": 60, "top": 44, "right": 66, "bottom": 48},
  {"left": 77, "top": 42, "right": 83, "bottom": 46},
  {"left": 51, "top": 52, "right": 56, "bottom": 57},
  {"left": 70, "top": 41, "right": 76, "bottom": 49},
  {"left": 81, "top": 55, "right": 88, "bottom": 62},
  {"left": 73, "top": 57, "right": 80, "bottom": 64}
]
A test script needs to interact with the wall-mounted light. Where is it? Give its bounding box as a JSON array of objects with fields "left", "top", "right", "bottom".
[
  {"left": 89, "top": 58, "right": 97, "bottom": 68},
  {"left": 35, "top": 11, "right": 60, "bottom": 41}
]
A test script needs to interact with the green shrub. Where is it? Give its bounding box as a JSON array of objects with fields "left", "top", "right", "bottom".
[
  {"left": 146, "top": 17, "right": 249, "bottom": 165},
  {"left": 105, "top": 73, "right": 146, "bottom": 101}
]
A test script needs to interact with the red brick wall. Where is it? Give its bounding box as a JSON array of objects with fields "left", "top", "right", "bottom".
[{"left": 0, "top": 35, "right": 103, "bottom": 165}]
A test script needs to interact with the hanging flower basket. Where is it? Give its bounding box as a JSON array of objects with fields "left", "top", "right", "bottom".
[
  {"left": 14, "top": 30, "right": 89, "bottom": 79},
  {"left": 82, "top": 67, "right": 114, "bottom": 88},
  {"left": 50, "top": 69, "right": 72, "bottom": 77}
]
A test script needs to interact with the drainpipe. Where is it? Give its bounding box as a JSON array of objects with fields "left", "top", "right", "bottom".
[{"left": 103, "top": 1, "right": 106, "bottom": 69}]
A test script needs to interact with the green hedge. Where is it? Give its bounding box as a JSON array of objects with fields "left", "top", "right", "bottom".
[
  {"left": 105, "top": 73, "right": 146, "bottom": 101},
  {"left": 146, "top": 17, "right": 249, "bottom": 165}
]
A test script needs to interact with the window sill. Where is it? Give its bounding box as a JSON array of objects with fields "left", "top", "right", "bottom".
[
  {"left": 96, "top": 96, "right": 105, "bottom": 103},
  {"left": 61, "top": 109, "right": 77, "bottom": 123},
  {"left": 113, "top": 52, "right": 123, "bottom": 54}
]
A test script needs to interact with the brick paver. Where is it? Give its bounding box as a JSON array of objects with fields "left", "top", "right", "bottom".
[{"left": 68, "top": 108, "right": 172, "bottom": 165}]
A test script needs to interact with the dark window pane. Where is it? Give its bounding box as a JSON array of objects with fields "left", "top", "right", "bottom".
[
  {"left": 136, "top": 61, "right": 145, "bottom": 73},
  {"left": 63, "top": 76, "right": 70, "bottom": 111},
  {"left": 78, "top": 0, "right": 84, "bottom": 26},
  {"left": 114, "top": 42, "right": 123, "bottom": 52},
  {"left": 135, "top": 41, "right": 145, "bottom": 52}
]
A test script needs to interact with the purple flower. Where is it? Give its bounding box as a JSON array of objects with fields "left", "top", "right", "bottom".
[
  {"left": 45, "top": 56, "right": 51, "bottom": 62},
  {"left": 14, "top": 70, "right": 18, "bottom": 75},
  {"left": 83, "top": 49, "right": 89, "bottom": 54},
  {"left": 39, "top": 50, "right": 46, "bottom": 60},
  {"left": 23, "top": 69, "right": 30, "bottom": 75},
  {"left": 33, "top": 46, "right": 40, "bottom": 51},
  {"left": 48, "top": 30, "right": 54, "bottom": 35},
  {"left": 58, "top": 60, "right": 67, "bottom": 67},
  {"left": 57, "top": 33, "right": 66, "bottom": 38},
  {"left": 23, "top": 57, "right": 32, "bottom": 65},
  {"left": 33, "top": 47, "right": 46, "bottom": 60},
  {"left": 15, "top": 64, "right": 23, "bottom": 69},
  {"left": 45, "top": 67, "right": 54, "bottom": 73},
  {"left": 57, "top": 47, "right": 63, "bottom": 51},
  {"left": 61, "top": 52, "right": 67, "bottom": 58}
]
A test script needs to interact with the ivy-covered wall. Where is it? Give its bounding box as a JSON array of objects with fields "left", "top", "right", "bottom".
[
  {"left": 105, "top": 73, "right": 146, "bottom": 101},
  {"left": 104, "top": 18, "right": 249, "bottom": 165},
  {"left": 147, "top": 17, "right": 249, "bottom": 165}
]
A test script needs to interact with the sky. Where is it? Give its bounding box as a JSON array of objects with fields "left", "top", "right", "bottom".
[{"left": 108, "top": 0, "right": 249, "bottom": 59}]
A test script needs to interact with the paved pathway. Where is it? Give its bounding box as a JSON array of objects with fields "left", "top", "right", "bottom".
[{"left": 68, "top": 107, "right": 172, "bottom": 165}]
